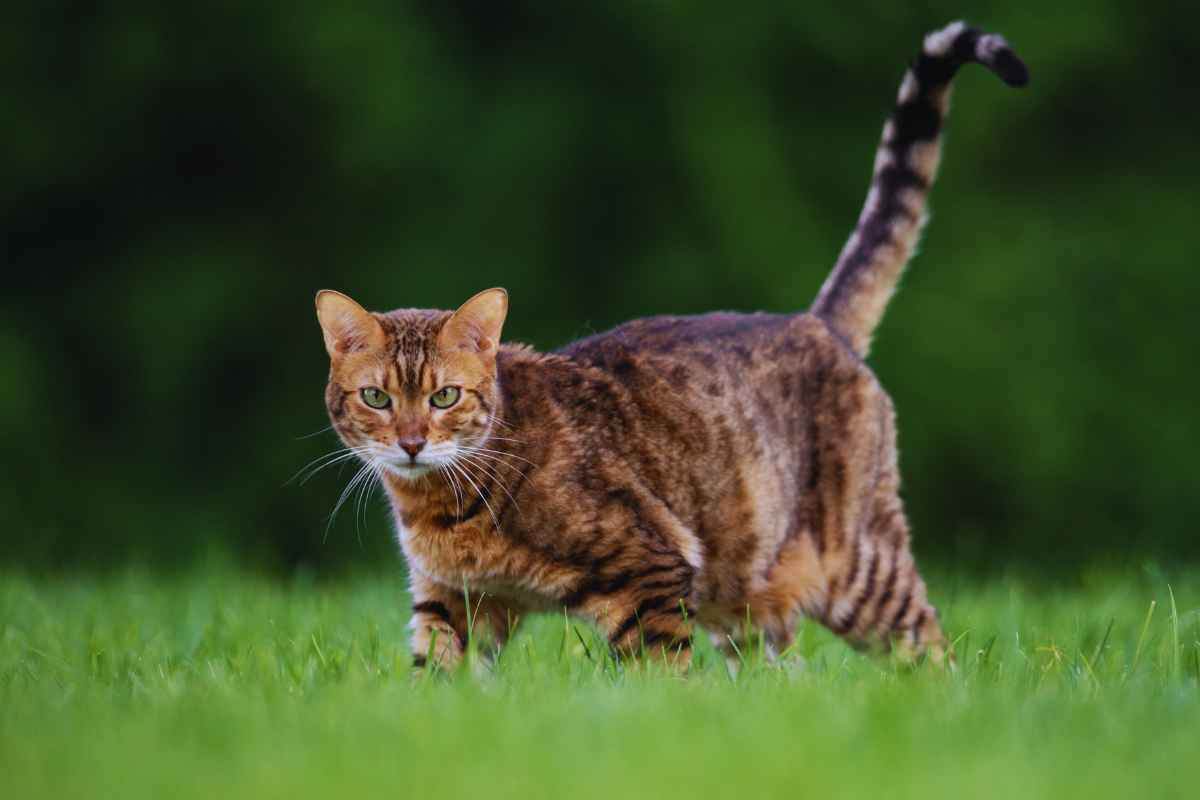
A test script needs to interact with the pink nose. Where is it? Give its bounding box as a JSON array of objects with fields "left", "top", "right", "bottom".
[{"left": 399, "top": 438, "right": 425, "bottom": 460}]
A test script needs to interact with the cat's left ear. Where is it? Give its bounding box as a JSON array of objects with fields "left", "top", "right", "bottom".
[{"left": 439, "top": 288, "right": 508, "bottom": 356}]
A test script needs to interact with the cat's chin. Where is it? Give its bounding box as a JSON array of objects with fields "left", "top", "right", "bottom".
[{"left": 383, "top": 463, "right": 434, "bottom": 481}]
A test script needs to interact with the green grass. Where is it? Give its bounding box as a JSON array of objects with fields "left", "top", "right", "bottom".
[{"left": 2, "top": 565, "right": 1198, "bottom": 799}]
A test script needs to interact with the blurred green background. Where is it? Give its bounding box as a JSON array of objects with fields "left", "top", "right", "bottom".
[{"left": 3, "top": 1, "right": 1195, "bottom": 574}]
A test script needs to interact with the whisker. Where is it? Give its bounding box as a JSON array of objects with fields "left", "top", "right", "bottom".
[
  {"left": 294, "top": 424, "right": 335, "bottom": 441},
  {"left": 453, "top": 443, "right": 520, "bottom": 462},
  {"left": 459, "top": 445, "right": 536, "bottom": 468},
  {"left": 447, "top": 460, "right": 501, "bottom": 534},
  {"left": 288, "top": 449, "right": 352, "bottom": 484},
  {"left": 353, "top": 465, "right": 371, "bottom": 534},
  {"left": 297, "top": 451, "right": 371, "bottom": 485},
  {"left": 455, "top": 453, "right": 521, "bottom": 513},
  {"left": 439, "top": 465, "right": 451, "bottom": 515},
  {"left": 484, "top": 434, "right": 527, "bottom": 444},
  {"left": 287, "top": 445, "right": 374, "bottom": 486},
  {"left": 454, "top": 458, "right": 530, "bottom": 492},
  {"left": 456, "top": 461, "right": 531, "bottom": 490},
  {"left": 451, "top": 465, "right": 465, "bottom": 515},
  {"left": 354, "top": 464, "right": 384, "bottom": 546},
  {"left": 437, "top": 465, "right": 464, "bottom": 519},
  {"left": 456, "top": 451, "right": 530, "bottom": 487},
  {"left": 325, "top": 461, "right": 376, "bottom": 543},
  {"left": 451, "top": 468, "right": 466, "bottom": 518}
]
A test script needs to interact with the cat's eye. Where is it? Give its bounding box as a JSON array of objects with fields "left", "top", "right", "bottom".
[
  {"left": 430, "top": 386, "right": 461, "bottom": 409},
  {"left": 360, "top": 387, "right": 391, "bottom": 409}
]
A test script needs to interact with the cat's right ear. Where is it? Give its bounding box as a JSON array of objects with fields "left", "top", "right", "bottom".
[{"left": 315, "top": 290, "right": 386, "bottom": 357}]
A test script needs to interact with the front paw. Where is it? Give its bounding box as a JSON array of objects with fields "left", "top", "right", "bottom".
[{"left": 410, "top": 624, "right": 463, "bottom": 673}]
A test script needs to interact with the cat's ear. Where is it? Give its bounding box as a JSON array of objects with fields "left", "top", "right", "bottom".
[
  {"left": 315, "top": 290, "right": 386, "bottom": 356},
  {"left": 439, "top": 288, "right": 508, "bottom": 356}
]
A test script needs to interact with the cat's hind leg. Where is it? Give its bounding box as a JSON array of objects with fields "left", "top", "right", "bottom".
[
  {"left": 599, "top": 584, "right": 697, "bottom": 668},
  {"left": 822, "top": 487, "right": 948, "bottom": 663},
  {"left": 564, "top": 551, "right": 698, "bottom": 668}
]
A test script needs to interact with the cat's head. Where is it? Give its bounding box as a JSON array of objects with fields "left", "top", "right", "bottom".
[{"left": 315, "top": 288, "right": 508, "bottom": 481}]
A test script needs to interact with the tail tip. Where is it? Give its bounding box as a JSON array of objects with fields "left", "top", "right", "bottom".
[
  {"left": 929, "top": 22, "right": 1031, "bottom": 89},
  {"left": 975, "top": 30, "right": 1030, "bottom": 87},
  {"left": 990, "top": 47, "right": 1030, "bottom": 87}
]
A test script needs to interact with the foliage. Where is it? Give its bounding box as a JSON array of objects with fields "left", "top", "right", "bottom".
[
  {"left": 2, "top": 565, "right": 1198, "bottom": 798},
  {"left": 3, "top": 2, "right": 1197, "bottom": 569}
]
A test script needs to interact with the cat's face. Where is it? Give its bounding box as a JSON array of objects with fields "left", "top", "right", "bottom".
[{"left": 316, "top": 288, "right": 508, "bottom": 481}]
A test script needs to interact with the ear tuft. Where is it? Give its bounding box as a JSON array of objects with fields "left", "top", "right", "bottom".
[
  {"left": 439, "top": 288, "right": 508, "bottom": 356},
  {"left": 315, "top": 290, "right": 386, "bottom": 356}
]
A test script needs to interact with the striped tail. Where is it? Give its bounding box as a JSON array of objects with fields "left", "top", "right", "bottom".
[{"left": 810, "top": 21, "right": 1028, "bottom": 356}]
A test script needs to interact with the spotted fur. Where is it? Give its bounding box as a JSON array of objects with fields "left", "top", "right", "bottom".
[{"left": 315, "top": 22, "right": 1028, "bottom": 670}]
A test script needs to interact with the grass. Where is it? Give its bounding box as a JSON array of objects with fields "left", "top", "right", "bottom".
[{"left": 2, "top": 564, "right": 1198, "bottom": 799}]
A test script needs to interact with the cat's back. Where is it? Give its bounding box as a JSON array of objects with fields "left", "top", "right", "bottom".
[
  {"left": 561, "top": 310, "right": 795, "bottom": 361},
  {"left": 503, "top": 309, "right": 887, "bottom": 486},
  {"left": 556, "top": 310, "right": 871, "bottom": 405}
]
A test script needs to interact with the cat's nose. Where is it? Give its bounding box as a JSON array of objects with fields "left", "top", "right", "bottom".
[{"left": 398, "top": 437, "right": 426, "bottom": 460}]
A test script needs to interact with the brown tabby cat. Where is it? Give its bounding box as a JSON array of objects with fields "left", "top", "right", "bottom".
[{"left": 315, "top": 21, "right": 1027, "bottom": 669}]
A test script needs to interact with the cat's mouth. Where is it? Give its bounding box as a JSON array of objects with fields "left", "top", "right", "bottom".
[
  {"left": 382, "top": 461, "right": 434, "bottom": 480},
  {"left": 371, "top": 443, "right": 460, "bottom": 481}
]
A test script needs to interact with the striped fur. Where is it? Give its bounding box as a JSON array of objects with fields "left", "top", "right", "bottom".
[
  {"left": 315, "top": 22, "right": 1027, "bottom": 672},
  {"left": 811, "top": 21, "right": 1028, "bottom": 356}
]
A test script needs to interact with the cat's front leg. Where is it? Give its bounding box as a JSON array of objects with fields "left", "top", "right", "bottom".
[
  {"left": 407, "top": 572, "right": 469, "bottom": 671},
  {"left": 407, "top": 573, "right": 527, "bottom": 671}
]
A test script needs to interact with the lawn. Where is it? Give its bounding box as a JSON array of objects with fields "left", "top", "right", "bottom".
[{"left": 2, "top": 564, "right": 1197, "bottom": 799}]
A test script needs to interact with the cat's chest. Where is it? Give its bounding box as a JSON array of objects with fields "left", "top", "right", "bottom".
[{"left": 395, "top": 512, "right": 527, "bottom": 592}]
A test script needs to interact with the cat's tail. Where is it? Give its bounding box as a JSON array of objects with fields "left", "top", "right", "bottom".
[{"left": 809, "top": 21, "right": 1028, "bottom": 356}]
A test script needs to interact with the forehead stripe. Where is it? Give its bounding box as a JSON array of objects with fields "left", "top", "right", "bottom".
[
  {"left": 408, "top": 346, "right": 424, "bottom": 388},
  {"left": 371, "top": 311, "right": 457, "bottom": 393}
]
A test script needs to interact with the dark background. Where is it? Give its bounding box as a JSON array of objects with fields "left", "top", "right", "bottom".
[{"left": 3, "top": 1, "right": 1196, "bottom": 574}]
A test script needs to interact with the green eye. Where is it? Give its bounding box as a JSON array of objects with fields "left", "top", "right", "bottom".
[
  {"left": 360, "top": 387, "right": 391, "bottom": 409},
  {"left": 430, "top": 386, "right": 461, "bottom": 409}
]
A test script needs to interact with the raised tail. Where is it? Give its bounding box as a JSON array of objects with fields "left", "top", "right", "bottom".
[{"left": 810, "top": 21, "right": 1028, "bottom": 356}]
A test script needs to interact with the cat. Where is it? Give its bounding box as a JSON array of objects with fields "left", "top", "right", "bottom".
[{"left": 314, "top": 21, "right": 1028, "bottom": 669}]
